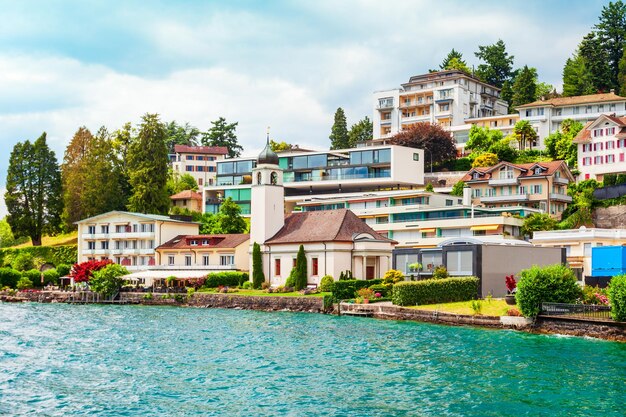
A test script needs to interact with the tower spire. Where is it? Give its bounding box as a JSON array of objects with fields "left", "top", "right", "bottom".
[{"left": 266, "top": 126, "right": 270, "bottom": 145}]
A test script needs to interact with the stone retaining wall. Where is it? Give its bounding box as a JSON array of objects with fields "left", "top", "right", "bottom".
[{"left": 532, "top": 316, "right": 626, "bottom": 342}]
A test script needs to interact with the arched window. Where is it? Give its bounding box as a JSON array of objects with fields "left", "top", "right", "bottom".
[
  {"left": 270, "top": 172, "right": 278, "bottom": 185},
  {"left": 257, "top": 172, "right": 262, "bottom": 185}
]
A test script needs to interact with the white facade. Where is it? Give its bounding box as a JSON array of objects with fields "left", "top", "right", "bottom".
[
  {"left": 574, "top": 114, "right": 626, "bottom": 181},
  {"left": 170, "top": 146, "right": 228, "bottom": 187},
  {"left": 373, "top": 70, "right": 509, "bottom": 141},
  {"left": 517, "top": 92, "right": 626, "bottom": 149},
  {"left": 76, "top": 211, "right": 199, "bottom": 270}
]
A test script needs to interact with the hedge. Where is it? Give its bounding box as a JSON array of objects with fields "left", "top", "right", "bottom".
[
  {"left": 392, "top": 277, "right": 479, "bottom": 306},
  {"left": 204, "top": 271, "right": 249, "bottom": 288},
  {"left": 0, "top": 245, "right": 77, "bottom": 268},
  {"left": 516, "top": 264, "right": 582, "bottom": 317},
  {"left": 0, "top": 267, "right": 21, "bottom": 288},
  {"left": 332, "top": 279, "right": 382, "bottom": 301},
  {"left": 608, "top": 274, "right": 626, "bottom": 321}
]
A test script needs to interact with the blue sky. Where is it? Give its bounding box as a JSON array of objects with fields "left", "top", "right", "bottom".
[{"left": 0, "top": 0, "right": 612, "bottom": 216}]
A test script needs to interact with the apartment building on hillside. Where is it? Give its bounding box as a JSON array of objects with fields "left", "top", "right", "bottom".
[
  {"left": 516, "top": 92, "right": 626, "bottom": 149},
  {"left": 461, "top": 161, "right": 574, "bottom": 218},
  {"left": 170, "top": 145, "right": 229, "bottom": 187},
  {"left": 372, "top": 70, "right": 509, "bottom": 144},
  {"left": 573, "top": 114, "right": 626, "bottom": 181}
]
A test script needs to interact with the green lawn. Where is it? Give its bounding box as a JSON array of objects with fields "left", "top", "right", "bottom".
[
  {"left": 197, "top": 288, "right": 330, "bottom": 298},
  {"left": 408, "top": 299, "right": 513, "bottom": 316},
  {"left": 11, "top": 231, "right": 78, "bottom": 248}
]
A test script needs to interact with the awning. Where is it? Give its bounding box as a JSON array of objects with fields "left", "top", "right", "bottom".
[
  {"left": 470, "top": 225, "right": 500, "bottom": 231},
  {"left": 419, "top": 228, "right": 436, "bottom": 233}
]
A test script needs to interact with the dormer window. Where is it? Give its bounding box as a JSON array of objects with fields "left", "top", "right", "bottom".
[
  {"left": 472, "top": 172, "right": 481, "bottom": 180},
  {"left": 534, "top": 167, "right": 543, "bottom": 175},
  {"left": 189, "top": 240, "right": 198, "bottom": 246},
  {"left": 202, "top": 239, "right": 209, "bottom": 245}
]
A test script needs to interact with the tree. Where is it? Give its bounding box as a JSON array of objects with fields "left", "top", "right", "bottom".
[
  {"left": 443, "top": 57, "right": 471, "bottom": 74},
  {"left": 544, "top": 119, "right": 583, "bottom": 166},
  {"left": 578, "top": 32, "right": 612, "bottom": 92},
  {"left": 167, "top": 172, "right": 198, "bottom": 194},
  {"left": 165, "top": 121, "right": 200, "bottom": 152},
  {"left": 562, "top": 54, "right": 596, "bottom": 97},
  {"left": 488, "top": 137, "right": 518, "bottom": 162},
  {"left": 595, "top": 0, "right": 626, "bottom": 92},
  {"left": 5, "top": 133, "right": 63, "bottom": 246},
  {"left": 0, "top": 219, "right": 15, "bottom": 248},
  {"left": 199, "top": 212, "right": 218, "bottom": 234},
  {"left": 474, "top": 39, "right": 514, "bottom": 88},
  {"left": 127, "top": 114, "right": 171, "bottom": 214},
  {"left": 347, "top": 116, "right": 373, "bottom": 147},
  {"left": 252, "top": 242, "right": 264, "bottom": 289},
  {"left": 472, "top": 153, "right": 499, "bottom": 168},
  {"left": 511, "top": 66, "right": 537, "bottom": 107},
  {"left": 439, "top": 48, "right": 465, "bottom": 70},
  {"left": 500, "top": 80, "right": 515, "bottom": 112},
  {"left": 450, "top": 181, "right": 465, "bottom": 197},
  {"left": 535, "top": 82, "right": 555, "bottom": 99},
  {"left": 465, "top": 126, "right": 503, "bottom": 154},
  {"left": 618, "top": 48, "right": 626, "bottom": 95},
  {"left": 269, "top": 140, "right": 293, "bottom": 152},
  {"left": 70, "top": 259, "right": 112, "bottom": 283},
  {"left": 61, "top": 127, "right": 94, "bottom": 228},
  {"left": 213, "top": 197, "right": 247, "bottom": 234},
  {"left": 389, "top": 123, "right": 457, "bottom": 166},
  {"left": 329, "top": 108, "right": 349, "bottom": 150},
  {"left": 424, "top": 183, "right": 434, "bottom": 192},
  {"left": 201, "top": 117, "right": 242, "bottom": 158},
  {"left": 521, "top": 212, "right": 558, "bottom": 237},
  {"left": 111, "top": 122, "right": 134, "bottom": 207},
  {"left": 294, "top": 244, "right": 307, "bottom": 291},
  {"left": 89, "top": 264, "right": 129, "bottom": 297},
  {"left": 513, "top": 120, "right": 538, "bottom": 150}
]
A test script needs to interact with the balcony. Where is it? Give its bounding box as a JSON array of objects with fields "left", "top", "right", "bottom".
[
  {"left": 488, "top": 177, "right": 519, "bottom": 186},
  {"left": 550, "top": 193, "right": 573, "bottom": 202},
  {"left": 377, "top": 102, "right": 394, "bottom": 110},
  {"left": 83, "top": 249, "right": 109, "bottom": 256},
  {"left": 110, "top": 232, "right": 155, "bottom": 239},
  {"left": 401, "top": 114, "right": 430, "bottom": 123},
  {"left": 554, "top": 177, "right": 570, "bottom": 185},
  {"left": 480, "top": 194, "right": 529, "bottom": 203}
]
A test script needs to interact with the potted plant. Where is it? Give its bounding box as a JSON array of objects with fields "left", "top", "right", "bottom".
[
  {"left": 505, "top": 274, "right": 517, "bottom": 305},
  {"left": 356, "top": 287, "right": 375, "bottom": 304}
]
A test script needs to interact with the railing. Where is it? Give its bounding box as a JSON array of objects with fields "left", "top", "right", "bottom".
[
  {"left": 540, "top": 302, "right": 611, "bottom": 321},
  {"left": 285, "top": 172, "right": 391, "bottom": 183}
]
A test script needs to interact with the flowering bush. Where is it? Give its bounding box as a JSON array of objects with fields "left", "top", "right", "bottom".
[
  {"left": 70, "top": 260, "right": 112, "bottom": 283},
  {"left": 505, "top": 275, "right": 517, "bottom": 294},
  {"left": 356, "top": 287, "right": 374, "bottom": 300},
  {"left": 506, "top": 307, "right": 522, "bottom": 316},
  {"left": 581, "top": 285, "right": 609, "bottom": 305},
  {"left": 374, "top": 292, "right": 382, "bottom": 298}
]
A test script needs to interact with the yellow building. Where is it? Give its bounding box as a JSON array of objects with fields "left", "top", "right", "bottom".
[{"left": 461, "top": 161, "right": 574, "bottom": 218}]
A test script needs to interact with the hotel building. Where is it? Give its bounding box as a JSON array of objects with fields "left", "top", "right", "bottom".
[{"left": 170, "top": 145, "right": 229, "bottom": 187}]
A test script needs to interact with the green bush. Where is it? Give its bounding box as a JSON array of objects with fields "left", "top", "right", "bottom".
[
  {"left": 0, "top": 245, "right": 77, "bottom": 268},
  {"left": 12, "top": 252, "right": 35, "bottom": 271},
  {"left": 432, "top": 266, "right": 449, "bottom": 280},
  {"left": 204, "top": 271, "right": 249, "bottom": 288},
  {"left": 56, "top": 264, "right": 71, "bottom": 277},
  {"left": 285, "top": 268, "right": 297, "bottom": 288},
  {"left": 319, "top": 275, "right": 334, "bottom": 292},
  {"left": 392, "top": 277, "right": 479, "bottom": 306},
  {"left": 608, "top": 274, "right": 626, "bottom": 321},
  {"left": 515, "top": 264, "right": 582, "bottom": 317},
  {"left": 90, "top": 264, "right": 129, "bottom": 297},
  {"left": 22, "top": 269, "right": 42, "bottom": 286},
  {"left": 42, "top": 269, "right": 60, "bottom": 286},
  {"left": 369, "top": 283, "right": 392, "bottom": 297},
  {"left": 0, "top": 267, "right": 21, "bottom": 288},
  {"left": 332, "top": 279, "right": 382, "bottom": 301},
  {"left": 16, "top": 277, "right": 33, "bottom": 290},
  {"left": 242, "top": 281, "right": 253, "bottom": 289},
  {"left": 604, "top": 173, "right": 617, "bottom": 187}
]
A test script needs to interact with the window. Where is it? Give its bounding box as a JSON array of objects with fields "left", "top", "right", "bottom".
[
  {"left": 196, "top": 166, "right": 205, "bottom": 172},
  {"left": 573, "top": 106, "right": 580, "bottom": 114},
  {"left": 607, "top": 127, "right": 616, "bottom": 135},
  {"left": 593, "top": 129, "right": 604, "bottom": 137},
  {"left": 203, "top": 255, "right": 209, "bottom": 266},
  {"left": 220, "top": 255, "right": 235, "bottom": 266},
  {"left": 87, "top": 225, "right": 96, "bottom": 234},
  {"left": 312, "top": 258, "right": 319, "bottom": 276},
  {"left": 606, "top": 154, "right": 615, "bottom": 163},
  {"left": 610, "top": 103, "right": 616, "bottom": 111},
  {"left": 621, "top": 153, "right": 625, "bottom": 162},
  {"left": 607, "top": 141, "right": 615, "bottom": 149},
  {"left": 445, "top": 199, "right": 453, "bottom": 206},
  {"left": 185, "top": 255, "right": 192, "bottom": 266},
  {"left": 88, "top": 241, "right": 96, "bottom": 250},
  {"left": 186, "top": 155, "right": 194, "bottom": 160},
  {"left": 413, "top": 153, "right": 419, "bottom": 161},
  {"left": 446, "top": 250, "right": 473, "bottom": 276},
  {"left": 196, "top": 156, "right": 204, "bottom": 161},
  {"left": 186, "top": 166, "right": 194, "bottom": 172},
  {"left": 101, "top": 241, "right": 108, "bottom": 250},
  {"left": 595, "top": 156, "right": 604, "bottom": 164},
  {"left": 584, "top": 243, "right": 592, "bottom": 257},
  {"left": 598, "top": 105, "right": 604, "bottom": 112},
  {"left": 101, "top": 225, "right": 109, "bottom": 234},
  {"left": 537, "top": 108, "right": 544, "bottom": 116},
  {"left": 190, "top": 240, "right": 198, "bottom": 246},
  {"left": 525, "top": 110, "right": 532, "bottom": 117},
  {"left": 585, "top": 105, "right": 592, "bottom": 113},
  {"left": 168, "top": 256, "right": 175, "bottom": 266},
  {"left": 530, "top": 185, "right": 543, "bottom": 194},
  {"left": 499, "top": 166, "right": 514, "bottom": 179},
  {"left": 275, "top": 258, "right": 281, "bottom": 276}
]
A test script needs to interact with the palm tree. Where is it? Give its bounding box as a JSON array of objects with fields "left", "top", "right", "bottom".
[{"left": 514, "top": 120, "right": 538, "bottom": 150}]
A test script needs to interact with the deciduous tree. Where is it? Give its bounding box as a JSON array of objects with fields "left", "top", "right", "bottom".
[
  {"left": 329, "top": 108, "right": 349, "bottom": 150},
  {"left": 61, "top": 126, "right": 94, "bottom": 228},
  {"left": 201, "top": 117, "right": 242, "bottom": 158},
  {"left": 347, "top": 116, "right": 373, "bottom": 147},
  {"left": 269, "top": 140, "right": 293, "bottom": 152},
  {"left": 471, "top": 152, "right": 499, "bottom": 168},
  {"left": 389, "top": 123, "right": 457, "bottom": 166}
]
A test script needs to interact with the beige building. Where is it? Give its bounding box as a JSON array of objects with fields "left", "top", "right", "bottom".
[
  {"left": 250, "top": 140, "right": 397, "bottom": 286},
  {"left": 531, "top": 227, "right": 626, "bottom": 281},
  {"left": 75, "top": 211, "right": 199, "bottom": 270},
  {"left": 170, "top": 145, "right": 228, "bottom": 187},
  {"left": 156, "top": 234, "right": 249, "bottom": 271},
  {"left": 170, "top": 190, "right": 203, "bottom": 213},
  {"left": 461, "top": 161, "right": 574, "bottom": 218}
]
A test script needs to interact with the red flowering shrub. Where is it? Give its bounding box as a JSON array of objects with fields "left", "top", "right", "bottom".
[
  {"left": 505, "top": 275, "right": 517, "bottom": 293},
  {"left": 70, "top": 260, "right": 113, "bottom": 283},
  {"left": 185, "top": 278, "right": 206, "bottom": 290}
]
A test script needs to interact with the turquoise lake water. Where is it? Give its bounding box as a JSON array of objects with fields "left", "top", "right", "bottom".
[{"left": 0, "top": 304, "right": 624, "bottom": 416}]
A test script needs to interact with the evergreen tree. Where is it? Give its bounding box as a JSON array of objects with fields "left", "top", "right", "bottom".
[
  {"left": 511, "top": 66, "right": 537, "bottom": 107},
  {"left": 252, "top": 242, "right": 265, "bottom": 289},
  {"left": 165, "top": 121, "right": 200, "bottom": 152},
  {"left": 347, "top": 116, "right": 373, "bottom": 147},
  {"left": 439, "top": 48, "right": 465, "bottom": 69},
  {"left": 61, "top": 126, "right": 94, "bottom": 228},
  {"left": 294, "top": 244, "right": 307, "bottom": 291},
  {"left": 618, "top": 48, "right": 626, "bottom": 95},
  {"left": 595, "top": 0, "right": 626, "bottom": 91},
  {"left": 500, "top": 79, "right": 515, "bottom": 113},
  {"left": 5, "top": 133, "right": 63, "bottom": 246},
  {"left": 474, "top": 39, "right": 514, "bottom": 88},
  {"left": 562, "top": 55, "right": 595, "bottom": 97},
  {"left": 111, "top": 122, "right": 134, "bottom": 207},
  {"left": 578, "top": 32, "right": 612, "bottom": 92},
  {"left": 443, "top": 57, "right": 472, "bottom": 74},
  {"left": 329, "top": 108, "right": 349, "bottom": 150},
  {"left": 201, "top": 117, "right": 242, "bottom": 158},
  {"left": 127, "top": 114, "right": 170, "bottom": 214}
]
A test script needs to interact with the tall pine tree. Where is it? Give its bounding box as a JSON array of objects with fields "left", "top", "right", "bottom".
[
  {"left": 578, "top": 32, "right": 612, "bottom": 92},
  {"left": 474, "top": 39, "right": 514, "bottom": 88},
  {"left": 61, "top": 126, "right": 94, "bottom": 228},
  {"left": 439, "top": 49, "right": 465, "bottom": 69},
  {"left": 201, "top": 117, "right": 242, "bottom": 158},
  {"left": 5, "top": 133, "right": 63, "bottom": 246},
  {"left": 562, "top": 54, "right": 596, "bottom": 97},
  {"left": 329, "top": 108, "right": 349, "bottom": 150},
  {"left": 595, "top": 0, "right": 626, "bottom": 92},
  {"left": 127, "top": 114, "right": 171, "bottom": 214},
  {"left": 511, "top": 66, "right": 537, "bottom": 107}
]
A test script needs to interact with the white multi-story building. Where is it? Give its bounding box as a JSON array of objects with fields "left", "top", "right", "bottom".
[
  {"left": 373, "top": 70, "right": 509, "bottom": 142},
  {"left": 75, "top": 211, "right": 199, "bottom": 270},
  {"left": 573, "top": 114, "right": 626, "bottom": 181},
  {"left": 170, "top": 145, "right": 229, "bottom": 187},
  {"left": 517, "top": 92, "right": 626, "bottom": 149}
]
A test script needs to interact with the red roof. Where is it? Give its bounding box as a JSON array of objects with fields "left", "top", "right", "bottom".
[
  {"left": 265, "top": 209, "right": 396, "bottom": 244},
  {"left": 170, "top": 190, "right": 202, "bottom": 200},
  {"left": 516, "top": 92, "right": 626, "bottom": 109},
  {"left": 461, "top": 160, "right": 572, "bottom": 182},
  {"left": 157, "top": 234, "right": 249, "bottom": 250},
  {"left": 573, "top": 116, "right": 626, "bottom": 143},
  {"left": 174, "top": 145, "right": 229, "bottom": 155}
]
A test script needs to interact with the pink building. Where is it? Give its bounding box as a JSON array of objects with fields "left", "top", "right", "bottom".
[{"left": 574, "top": 114, "right": 626, "bottom": 181}]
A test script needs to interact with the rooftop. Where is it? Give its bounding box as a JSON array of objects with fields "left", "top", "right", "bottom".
[
  {"left": 75, "top": 211, "right": 200, "bottom": 224},
  {"left": 173, "top": 145, "right": 229, "bottom": 155},
  {"left": 516, "top": 92, "right": 626, "bottom": 109},
  {"left": 157, "top": 234, "right": 250, "bottom": 250},
  {"left": 170, "top": 190, "right": 202, "bottom": 200},
  {"left": 461, "top": 160, "right": 571, "bottom": 182}
]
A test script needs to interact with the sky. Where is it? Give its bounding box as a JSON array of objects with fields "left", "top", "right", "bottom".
[{"left": 0, "top": 0, "right": 613, "bottom": 217}]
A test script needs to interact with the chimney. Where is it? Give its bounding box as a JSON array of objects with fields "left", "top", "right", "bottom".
[{"left": 462, "top": 185, "right": 472, "bottom": 206}]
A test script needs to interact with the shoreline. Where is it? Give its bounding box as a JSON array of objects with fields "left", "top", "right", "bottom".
[{"left": 2, "top": 290, "right": 625, "bottom": 342}]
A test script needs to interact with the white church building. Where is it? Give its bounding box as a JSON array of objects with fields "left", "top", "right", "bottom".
[{"left": 250, "top": 139, "right": 397, "bottom": 286}]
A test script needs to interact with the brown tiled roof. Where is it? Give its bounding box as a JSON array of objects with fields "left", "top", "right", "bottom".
[
  {"left": 170, "top": 190, "right": 202, "bottom": 200},
  {"left": 157, "top": 234, "right": 249, "bottom": 250},
  {"left": 174, "top": 145, "right": 229, "bottom": 155},
  {"left": 516, "top": 92, "right": 626, "bottom": 109},
  {"left": 573, "top": 116, "right": 626, "bottom": 143},
  {"left": 461, "top": 160, "right": 571, "bottom": 182},
  {"left": 265, "top": 209, "right": 396, "bottom": 244}
]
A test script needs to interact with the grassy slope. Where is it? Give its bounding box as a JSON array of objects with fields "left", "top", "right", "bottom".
[
  {"left": 10, "top": 231, "right": 78, "bottom": 248},
  {"left": 409, "top": 299, "right": 512, "bottom": 316}
]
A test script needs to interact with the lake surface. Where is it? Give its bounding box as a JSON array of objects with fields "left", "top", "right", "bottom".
[{"left": 0, "top": 303, "right": 624, "bottom": 416}]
